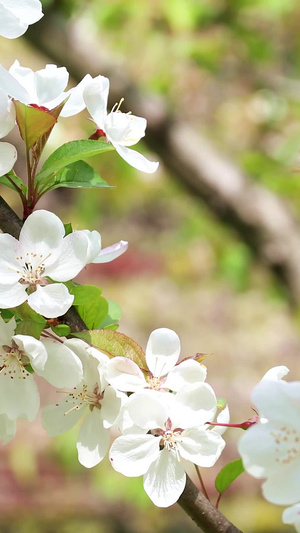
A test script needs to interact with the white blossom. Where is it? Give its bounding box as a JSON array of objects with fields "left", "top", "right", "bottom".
[
  {"left": 238, "top": 366, "right": 300, "bottom": 505},
  {"left": 106, "top": 327, "right": 207, "bottom": 393},
  {"left": 110, "top": 387, "right": 225, "bottom": 507},
  {"left": 0, "top": 61, "right": 91, "bottom": 117},
  {"left": 0, "top": 210, "right": 126, "bottom": 318},
  {"left": 0, "top": 0, "right": 43, "bottom": 39},
  {"left": 42, "top": 339, "right": 125, "bottom": 468},
  {"left": 0, "top": 316, "right": 83, "bottom": 422},
  {"left": 0, "top": 142, "right": 17, "bottom": 176},
  {"left": 83, "top": 75, "right": 159, "bottom": 173}
]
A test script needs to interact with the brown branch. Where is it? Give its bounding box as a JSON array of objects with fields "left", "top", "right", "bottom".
[
  {"left": 26, "top": 11, "right": 300, "bottom": 305},
  {"left": 179, "top": 476, "right": 242, "bottom": 533}
]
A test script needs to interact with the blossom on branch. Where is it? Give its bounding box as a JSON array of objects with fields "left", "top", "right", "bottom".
[
  {"left": 42, "top": 339, "right": 126, "bottom": 468},
  {"left": 0, "top": 0, "right": 43, "bottom": 39},
  {"left": 238, "top": 366, "right": 300, "bottom": 506},
  {"left": 106, "top": 327, "right": 207, "bottom": 393},
  {"left": 0, "top": 61, "right": 93, "bottom": 117},
  {"left": 83, "top": 75, "right": 159, "bottom": 173},
  {"left": 110, "top": 388, "right": 225, "bottom": 507},
  {"left": 0, "top": 210, "right": 127, "bottom": 318}
]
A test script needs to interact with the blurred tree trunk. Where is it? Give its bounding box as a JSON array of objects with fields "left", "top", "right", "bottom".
[{"left": 25, "top": 11, "right": 300, "bottom": 306}]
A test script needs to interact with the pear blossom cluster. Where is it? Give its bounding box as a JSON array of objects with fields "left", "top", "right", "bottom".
[{"left": 238, "top": 366, "right": 300, "bottom": 531}]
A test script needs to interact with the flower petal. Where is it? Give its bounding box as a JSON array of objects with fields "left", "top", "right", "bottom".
[
  {"left": 27, "top": 284, "right": 74, "bottom": 318},
  {"left": 77, "top": 409, "right": 109, "bottom": 468},
  {"left": 0, "top": 315, "right": 16, "bottom": 345},
  {"left": 92, "top": 240, "right": 128, "bottom": 264},
  {"left": 262, "top": 459, "right": 300, "bottom": 505},
  {"left": 143, "top": 448, "right": 186, "bottom": 507},
  {"left": 42, "top": 399, "right": 83, "bottom": 436},
  {"left": 178, "top": 428, "right": 225, "bottom": 467},
  {"left": 34, "top": 64, "right": 68, "bottom": 107},
  {"left": 0, "top": 142, "right": 17, "bottom": 176},
  {"left": 0, "top": 372, "right": 39, "bottom": 421},
  {"left": 19, "top": 209, "right": 65, "bottom": 257},
  {"left": 174, "top": 382, "right": 217, "bottom": 428},
  {"left": 125, "top": 390, "right": 169, "bottom": 430},
  {"left": 0, "top": 282, "right": 28, "bottom": 308},
  {"left": 113, "top": 143, "right": 159, "bottom": 173},
  {"left": 106, "top": 357, "right": 147, "bottom": 392},
  {"left": 0, "top": 90, "right": 16, "bottom": 138},
  {"left": 0, "top": 63, "right": 30, "bottom": 101},
  {"left": 109, "top": 433, "right": 160, "bottom": 477},
  {"left": 38, "top": 339, "right": 83, "bottom": 387},
  {"left": 83, "top": 75, "right": 110, "bottom": 127},
  {"left": 0, "top": 414, "right": 16, "bottom": 444},
  {"left": 13, "top": 334, "right": 47, "bottom": 372},
  {"left": 60, "top": 74, "right": 93, "bottom": 117},
  {"left": 282, "top": 504, "right": 300, "bottom": 532},
  {"left": 146, "top": 328, "right": 181, "bottom": 378},
  {"left": 165, "top": 359, "right": 207, "bottom": 391},
  {"left": 101, "top": 385, "right": 123, "bottom": 428},
  {"left": 45, "top": 231, "right": 91, "bottom": 281}
]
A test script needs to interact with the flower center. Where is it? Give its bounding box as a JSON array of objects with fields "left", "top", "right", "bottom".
[
  {"left": 62, "top": 383, "right": 104, "bottom": 415},
  {"left": 14, "top": 252, "right": 52, "bottom": 286},
  {"left": 151, "top": 418, "right": 184, "bottom": 460},
  {"left": 271, "top": 423, "right": 300, "bottom": 465},
  {"left": 0, "top": 342, "right": 30, "bottom": 380}
]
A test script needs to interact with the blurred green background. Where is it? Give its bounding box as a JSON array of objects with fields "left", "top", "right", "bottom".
[{"left": 1, "top": 0, "right": 300, "bottom": 531}]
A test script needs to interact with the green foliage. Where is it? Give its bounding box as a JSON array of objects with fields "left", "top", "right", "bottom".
[
  {"left": 98, "top": 298, "right": 122, "bottom": 330},
  {"left": 12, "top": 303, "right": 47, "bottom": 339},
  {"left": 67, "top": 283, "right": 109, "bottom": 329},
  {"left": 51, "top": 324, "right": 71, "bottom": 337},
  {"left": 73, "top": 329, "right": 146, "bottom": 367},
  {"left": 35, "top": 139, "right": 114, "bottom": 184},
  {"left": 0, "top": 171, "right": 27, "bottom": 194},
  {"left": 215, "top": 458, "right": 245, "bottom": 495}
]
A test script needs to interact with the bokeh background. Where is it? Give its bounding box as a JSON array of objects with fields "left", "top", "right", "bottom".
[{"left": 1, "top": 0, "right": 300, "bottom": 531}]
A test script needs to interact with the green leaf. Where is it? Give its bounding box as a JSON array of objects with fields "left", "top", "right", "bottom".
[
  {"left": 98, "top": 298, "right": 122, "bottom": 329},
  {"left": 37, "top": 160, "right": 110, "bottom": 195},
  {"left": 215, "top": 459, "right": 245, "bottom": 495},
  {"left": 72, "top": 329, "right": 146, "bottom": 367},
  {"left": 67, "top": 284, "right": 109, "bottom": 330},
  {"left": 35, "top": 139, "right": 114, "bottom": 183},
  {"left": 14, "top": 100, "right": 57, "bottom": 149},
  {"left": 12, "top": 302, "right": 46, "bottom": 339},
  {"left": 64, "top": 223, "right": 73, "bottom": 236},
  {"left": 51, "top": 324, "right": 71, "bottom": 337},
  {"left": 0, "top": 171, "right": 27, "bottom": 195}
]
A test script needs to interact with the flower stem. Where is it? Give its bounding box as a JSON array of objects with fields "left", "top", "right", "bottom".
[{"left": 194, "top": 464, "right": 210, "bottom": 501}]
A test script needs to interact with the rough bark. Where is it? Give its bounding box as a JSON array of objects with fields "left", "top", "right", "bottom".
[{"left": 25, "top": 11, "right": 300, "bottom": 305}]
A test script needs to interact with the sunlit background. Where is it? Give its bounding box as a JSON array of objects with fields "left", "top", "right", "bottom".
[{"left": 1, "top": 0, "right": 300, "bottom": 531}]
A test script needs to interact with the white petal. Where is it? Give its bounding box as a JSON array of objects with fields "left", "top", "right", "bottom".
[
  {"left": 27, "top": 284, "right": 74, "bottom": 318},
  {"left": 146, "top": 328, "right": 181, "bottom": 378},
  {"left": 109, "top": 433, "right": 160, "bottom": 477},
  {"left": 213, "top": 405, "right": 230, "bottom": 435},
  {"left": 77, "top": 409, "right": 109, "bottom": 468},
  {"left": 178, "top": 428, "right": 225, "bottom": 467},
  {"left": 0, "top": 5, "right": 27, "bottom": 38},
  {"left": 60, "top": 74, "right": 93, "bottom": 117},
  {"left": 101, "top": 385, "right": 123, "bottom": 428},
  {"left": 0, "top": 414, "right": 16, "bottom": 444},
  {"left": 261, "top": 366, "right": 289, "bottom": 381},
  {"left": 45, "top": 231, "right": 90, "bottom": 281},
  {"left": 0, "top": 142, "right": 17, "bottom": 176},
  {"left": 252, "top": 380, "right": 300, "bottom": 429},
  {"left": 80, "top": 229, "right": 101, "bottom": 263},
  {"left": 0, "top": 282, "right": 28, "bottom": 308},
  {"left": 0, "top": 372, "right": 39, "bottom": 421},
  {"left": 113, "top": 143, "right": 159, "bottom": 173},
  {"left": 38, "top": 339, "right": 83, "bottom": 387},
  {"left": 165, "top": 360, "right": 207, "bottom": 391},
  {"left": 106, "top": 357, "right": 147, "bottom": 392},
  {"left": 1, "top": 0, "right": 43, "bottom": 24},
  {"left": 13, "top": 334, "right": 47, "bottom": 371},
  {"left": 126, "top": 390, "right": 169, "bottom": 430},
  {"left": 34, "top": 64, "right": 68, "bottom": 107},
  {"left": 0, "top": 233, "right": 21, "bottom": 283},
  {"left": 8, "top": 61, "right": 35, "bottom": 102},
  {"left": 262, "top": 459, "right": 300, "bottom": 505},
  {"left": 0, "top": 63, "right": 30, "bottom": 101},
  {"left": 0, "top": 90, "right": 16, "bottom": 138},
  {"left": 174, "top": 383, "right": 217, "bottom": 428},
  {"left": 42, "top": 399, "right": 83, "bottom": 436},
  {"left": 105, "top": 112, "right": 145, "bottom": 145},
  {"left": 92, "top": 240, "right": 128, "bottom": 264},
  {"left": 83, "top": 75, "right": 110, "bottom": 127},
  {"left": 143, "top": 448, "right": 186, "bottom": 507},
  {"left": 19, "top": 209, "right": 65, "bottom": 256}
]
